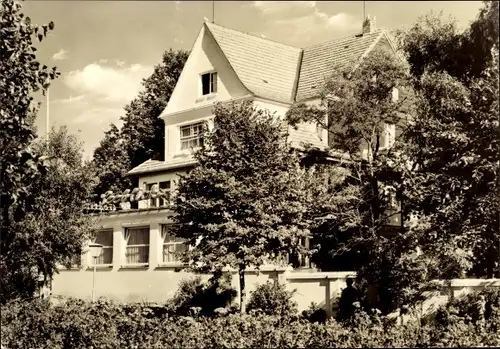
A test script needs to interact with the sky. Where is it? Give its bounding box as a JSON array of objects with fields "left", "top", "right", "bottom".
[{"left": 22, "top": 0, "right": 485, "bottom": 160}]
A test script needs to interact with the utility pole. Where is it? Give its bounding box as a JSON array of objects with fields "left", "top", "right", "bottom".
[
  {"left": 46, "top": 87, "right": 50, "bottom": 144},
  {"left": 363, "top": 1, "right": 366, "bottom": 20},
  {"left": 212, "top": 0, "right": 215, "bottom": 23}
]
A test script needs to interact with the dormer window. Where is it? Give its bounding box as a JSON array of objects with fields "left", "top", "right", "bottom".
[{"left": 201, "top": 72, "right": 217, "bottom": 95}]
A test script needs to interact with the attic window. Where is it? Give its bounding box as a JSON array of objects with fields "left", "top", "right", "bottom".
[{"left": 201, "top": 72, "right": 217, "bottom": 95}]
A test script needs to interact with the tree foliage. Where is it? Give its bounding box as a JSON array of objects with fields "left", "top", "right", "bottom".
[
  {"left": 91, "top": 49, "right": 188, "bottom": 199},
  {"left": 0, "top": 0, "right": 61, "bottom": 303},
  {"left": 399, "top": 1, "right": 500, "bottom": 278},
  {"left": 175, "top": 101, "right": 321, "bottom": 312},
  {"left": 397, "top": 1, "right": 498, "bottom": 82},
  {"left": 286, "top": 1, "right": 499, "bottom": 314},
  {"left": 286, "top": 48, "right": 411, "bottom": 276},
  {"left": 91, "top": 124, "right": 131, "bottom": 200},
  {"left": 1, "top": 126, "right": 97, "bottom": 303}
]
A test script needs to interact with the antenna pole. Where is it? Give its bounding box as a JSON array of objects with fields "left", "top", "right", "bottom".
[{"left": 212, "top": 0, "right": 215, "bottom": 23}]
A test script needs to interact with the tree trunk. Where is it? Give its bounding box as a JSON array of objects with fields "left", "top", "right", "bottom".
[{"left": 239, "top": 265, "right": 246, "bottom": 314}]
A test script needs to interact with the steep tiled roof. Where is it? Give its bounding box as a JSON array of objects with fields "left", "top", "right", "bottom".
[
  {"left": 205, "top": 22, "right": 302, "bottom": 104},
  {"left": 205, "top": 22, "right": 385, "bottom": 103},
  {"left": 128, "top": 158, "right": 197, "bottom": 175},
  {"left": 296, "top": 30, "right": 384, "bottom": 101}
]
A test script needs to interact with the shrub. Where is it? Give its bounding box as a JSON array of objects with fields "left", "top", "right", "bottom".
[
  {"left": 1, "top": 293, "right": 499, "bottom": 348},
  {"left": 167, "top": 272, "right": 237, "bottom": 317},
  {"left": 246, "top": 281, "right": 298, "bottom": 316},
  {"left": 301, "top": 302, "right": 327, "bottom": 323},
  {"left": 435, "top": 287, "right": 500, "bottom": 326}
]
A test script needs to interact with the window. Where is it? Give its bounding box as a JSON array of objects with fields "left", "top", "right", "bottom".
[
  {"left": 145, "top": 181, "right": 171, "bottom": 208},
  {"left": 161, "top": 224, "right": 188, "bottom": 263},
  {"left": 380, "top": 123, "right": 395, "bottom": 148},
  {"left": 125, "top": 227, "right": 149, "bottom": 264},
  {"left": 93, "top": 229, "right": 113, "bottom": 265},
  {"left": 201, "top": 72, "right": 217, "bottom": 95},
  {"left": 180, "top": 123, "right": 204, "bottom": 150}
]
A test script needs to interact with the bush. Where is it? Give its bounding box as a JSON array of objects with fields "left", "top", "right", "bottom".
[
  {"left": 301, "top": 302, "right": 327, "bottom": 323},
  {"left": 166, "top": 272, "right": 237, "bottom": 317},
  {"left": 246, "top": 281, "right": 298, "bottom": 316},
  {"left": 1, "top": 293, "right": 499, "bottom": 348},
  {"left": 435, "top": 287, "right": 500, "bottom": 326}
]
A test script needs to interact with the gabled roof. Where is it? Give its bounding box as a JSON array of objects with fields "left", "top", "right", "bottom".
[
  {"left": 296, "top": 30, "right": 384, "bottom": 101},
  {"left": 204, "top": 22, "right": 388, "bottom": 103},
  {"left": 205, "top": 22, "right": 302, "bottom": 104}
]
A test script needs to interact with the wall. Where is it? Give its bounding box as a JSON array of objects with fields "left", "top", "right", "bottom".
[{"left": 51, "top": 263, "right": 499, "bottom": 317}]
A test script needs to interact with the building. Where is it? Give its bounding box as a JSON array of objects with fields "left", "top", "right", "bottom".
[{"left": 52, "top": 16, "right": 401, "bottom": 304}]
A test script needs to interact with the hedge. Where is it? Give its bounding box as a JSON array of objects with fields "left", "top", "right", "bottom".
[{"left": 2, "top": 294, "right": 499, "bottom": 349}]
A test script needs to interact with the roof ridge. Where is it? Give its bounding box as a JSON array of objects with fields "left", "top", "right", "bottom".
[
  {"left": 204, "top": 21, "right": 301, "bottom": 51},
  {"left": 303, "top": 28, "right": 385, "bottom": 50}
]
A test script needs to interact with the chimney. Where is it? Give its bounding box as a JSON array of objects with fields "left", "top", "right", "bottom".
[{"left": 362, "top": 15, "right": 376, "bottom": 34}]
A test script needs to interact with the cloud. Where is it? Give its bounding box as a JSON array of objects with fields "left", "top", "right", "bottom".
[
  {"left": 52, "top": 49, "right": 68, "bottom": 61},
  {"left": 52, "top": 95, "right": 86, "bottom": 104},
  {"left": 252, "top": 1, "right": 360, "bottom": 43},
  {"left": 64, "top": 62, "right": 153, "bottom": 103},
  {"left": 253, "top": 1, "right": 316, "bottom": 16}
]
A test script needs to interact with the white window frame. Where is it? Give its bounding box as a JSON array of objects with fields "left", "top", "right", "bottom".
[
  {"left": 180, "top": 122, "right": 205, "bottom": 151},
  {"left": 124, "top": 227, "right": 150, "bottom": 265},
  {"left": 92, "top": 229, "right": 113, "bottom": 266},
  {"left": 200, "top": 71, "right": 217, "bottom": 96},
  {"left": 161, "top": 224, "right": 188, "bottom": 264}
]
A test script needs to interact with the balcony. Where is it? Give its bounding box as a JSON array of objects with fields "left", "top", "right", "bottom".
[{"left": 83, "top": 186, "right": 174, "bottom": 215}]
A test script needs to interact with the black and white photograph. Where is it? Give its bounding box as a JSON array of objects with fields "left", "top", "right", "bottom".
[{"left": 1, "top": 0, "right": 499, "bottom": 347}]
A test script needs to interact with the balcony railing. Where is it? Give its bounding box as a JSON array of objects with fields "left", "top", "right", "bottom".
[{"left": 83, "top": 187, "right": 174, "bottom": 214}]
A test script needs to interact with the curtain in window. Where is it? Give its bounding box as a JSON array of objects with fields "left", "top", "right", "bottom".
[{"left": 125, "top": 227, "right": 149, "bottom": 264}]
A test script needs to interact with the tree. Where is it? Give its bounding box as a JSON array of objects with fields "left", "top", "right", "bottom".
[
  {"left": 399, "top": 1, "right": 499, "bottom": 278},
  {"left": 0, "top": 0, "right": 59, "bottom": 303},
  {"left": 286, "top": 46, "right": 442, "bottom": 314},
  {"left": 91, "top": 49, "right": 188, "bottom": 197},
  {"left": 397, "top": 1, "right": 498, "bottom": 82},
  {"left": 287, "top": 49, "right": 410, "bottom": 253},
  {"left": 175, "top": 101, "right": 323, "bottom": 313},
  {"left": 121, "top": 49, "right": 189, "bottom": 168},
  {"left": 1, "top": 125, "right": 96, "bottom": 303},
  {"left": 91, "top": 124, "right": 131, "bottom": 201}
]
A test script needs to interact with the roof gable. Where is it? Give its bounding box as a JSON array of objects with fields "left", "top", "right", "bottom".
[
  {"left": 205, "top": 22, "right": 302, "bottom": 104},
  {"left": 162, "top": 24, "right": 250, "bottom": 117}
]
